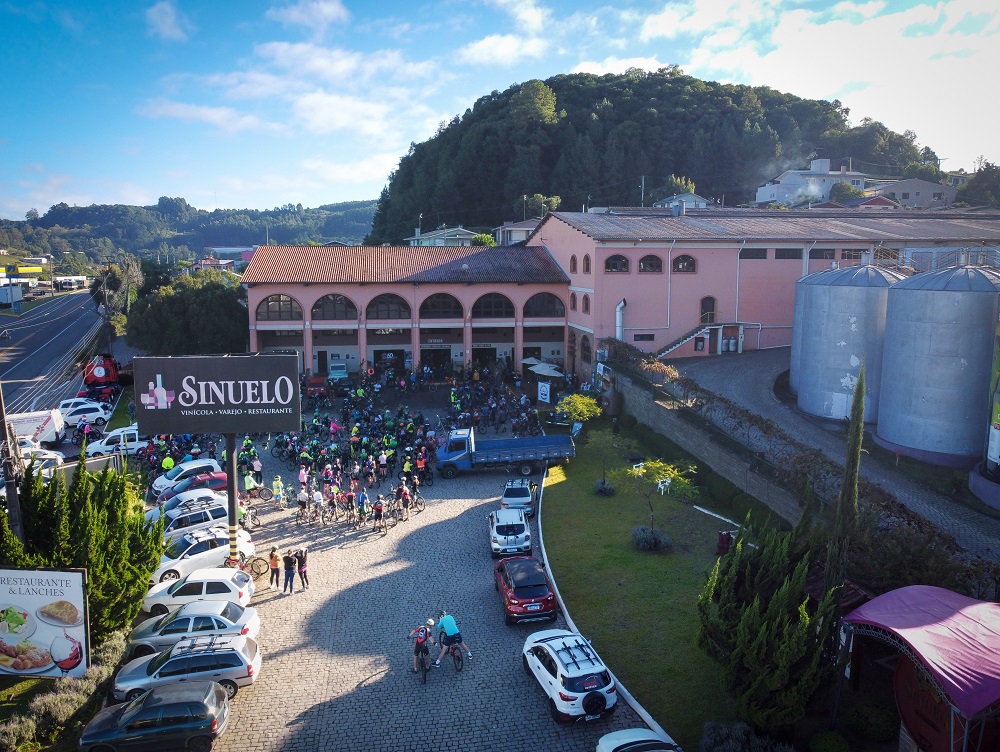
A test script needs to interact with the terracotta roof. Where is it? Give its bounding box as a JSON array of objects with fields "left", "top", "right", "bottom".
[
  {"left": 241, "top": 245, "right": 568, "bottom": 285},
  {"left": 537, "top": 211, "right": 1000, "bottom": 244}
]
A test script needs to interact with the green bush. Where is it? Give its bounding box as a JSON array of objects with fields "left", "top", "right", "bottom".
[
  {"left": 808, "top": 731, "right": 850, "bottom": 752},
  {"left": 700, "top": 721, "right": 795, "bottom": 752},
  {"left": 594, "top": 479, "right": 616, "bottom": 496},
  {"left": 632, "top": 525, "right": 673, "bottom": 552},
  {"left": 731, "top": 492, "right": 757, "bottom": 521},
  {"left": 846, "top": 702, "right": 899, "bottom": 742},
  {"left": 0, "top": 716, "right": 35, "bottom": 752}
]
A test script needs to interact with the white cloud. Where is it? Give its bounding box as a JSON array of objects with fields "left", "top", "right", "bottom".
[
  {"left": 145, "top": 1, "right": 190, "bottom": 42},
  {"left": 265, "top": 0, "right": 349, "bottom": 33},
  {"left": 139, "top": 99, "right": 284, "bottom": 134},
  {"left": 486, "top": 0, "right": 551, "bottom": 34},
  {"left": 573, "top": 55, "right": 669, "bottom": 75},
  {"left": 292, "top": 91, "right": 395, "bottom": 138},
  {"left": 456, "top": 34, "right": 547, "bottom": 66},
  {"left": 300, "top": 152, "right": 401, "bottom": 185}
]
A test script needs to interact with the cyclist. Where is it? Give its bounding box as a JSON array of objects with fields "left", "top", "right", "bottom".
[
  {"left": 311, "top": 486, "right": 325, "bottom": 520},
  {"left": 272, "top": 475, "right": 285, "bottom": 505},
  {"left": 395, "top": 480, "right": 412, "bottom": 521},
  {"left": 371, "top": 493, "right": 385, "bottom": 531},
  {"left": 434, "top": 610, "right": 472, "bottom": 666},
  {"left": 296, "top": 484, "right": 309, "bottom": 519},
  {"left": 408, "top": 618, "right": 437, "bottom": 673}
]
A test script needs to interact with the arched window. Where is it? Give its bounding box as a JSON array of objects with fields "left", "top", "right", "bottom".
[
  {"left": 569, "top": 292, "right": 577, "bottom": 311},
  {"left": 256, "top": 294, "right": 302, "bottom": 321},
  {"left": 570, "top": 255, "right": 578, "bottom": 274},
  {"left": 639, "top": 255, "right": 662, "bottom": 273},
  {"left": 700, "top": 296, "right": 716, "bottom": 324},
  {"left": 523, "top": 293, "right": 565, "bottom": 318},
  {"left": 583, "top": 255, "right": 592, "bottom": 274},
  {"left": 419, "top": 293, "right": 463, "bottom": 319},
  {"left": 472, "top": 293, "right": 514, "bottom": 318},
  {"left": 673, "top": 254, "right": 696, "bottom": 273},
  {"left": 581, "top": 335, "right": 592, "bottom": 364},
  {"left": 582, "top": 295, "right": 590, "bottom": 314},
  {"left": 366, "top": 294, "right": 410, "bottom": 319},
  {"left": 311, "top": 294, "right": 357, "bottom": 320},
  {"left": 605, "top": 254, "right": 629, "bottom": 273}
]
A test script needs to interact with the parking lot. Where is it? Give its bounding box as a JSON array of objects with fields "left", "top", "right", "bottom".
[{"left": 209, "top": 399, "right": 645, "bottom": 752}]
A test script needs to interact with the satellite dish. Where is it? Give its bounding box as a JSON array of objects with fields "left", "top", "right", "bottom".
[{"left": 462, "top": 263, "right": 469, "bottom": 271}]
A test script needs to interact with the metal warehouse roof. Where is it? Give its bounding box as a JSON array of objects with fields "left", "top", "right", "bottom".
[
  {"left": 241, "top": 245, "right": 569, "bottom": 285},
  {"left": 542, "top": 211, "right": 1000, "bottom": 244}
]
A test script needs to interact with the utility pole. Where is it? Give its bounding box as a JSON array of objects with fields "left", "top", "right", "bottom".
[
  {"left": 522, "top": 195, "right": 527, "bottom": 221},
  {"left": 641, "top": 175, "right": 645, "bottom": 207},
  {"left": 0, "top": 384, "right": 24, "bottom": 543}
]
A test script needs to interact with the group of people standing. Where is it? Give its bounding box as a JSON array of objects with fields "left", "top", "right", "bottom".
[{"left": 269, "top": 546, "right": 308, "bottom": 594}]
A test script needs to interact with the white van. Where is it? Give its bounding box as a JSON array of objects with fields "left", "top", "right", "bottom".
[
  {"left": 86, "top": 423, "right": 150, "bottom": 457},
  {"left": 7, "top": 409, "right": 66, "bottom": 448},
  {"left": 328, "top": 362, "right": 349, "bottom": 380}
]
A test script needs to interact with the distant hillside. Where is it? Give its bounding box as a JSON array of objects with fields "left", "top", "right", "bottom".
[
  {"left": 0, "top": 198, "right": 377, "bottom": 261},
  {"left": 366, "top": 67, "right": 936, "bottom": 244}
]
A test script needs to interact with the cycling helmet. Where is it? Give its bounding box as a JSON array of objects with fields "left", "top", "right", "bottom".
[
  {"left": 438, "top": 609, "right": 447, "bottom": 617},
  {"left": 426, "top": 618, "right": 435, "bottom": 627},
  {"left": 274, "top": 475, "right": 281, "bottom": 480}
]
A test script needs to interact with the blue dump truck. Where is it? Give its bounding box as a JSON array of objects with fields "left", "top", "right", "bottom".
[{"left": 436, "top": 428, "right": 575, "bottom": 479}]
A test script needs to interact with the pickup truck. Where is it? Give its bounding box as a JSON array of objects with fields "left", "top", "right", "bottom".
[{"left": 436, "top": 428, "right": 574, "bottom": 479}]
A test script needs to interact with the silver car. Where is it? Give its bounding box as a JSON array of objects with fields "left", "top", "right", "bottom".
[
  {"left": 112, "top": 634, "right": 263, "bottom": 702},
  {"left": 127, "top": 601, "right": 261, "bottom": 660}
]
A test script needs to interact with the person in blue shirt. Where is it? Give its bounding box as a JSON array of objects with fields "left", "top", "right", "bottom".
[{"left": 434, "top": 609, "right": 472, "bottom": 667}]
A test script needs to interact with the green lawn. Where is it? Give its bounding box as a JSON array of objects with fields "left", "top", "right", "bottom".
[
  {"left": 542, "top": 419, "right": 737, "bottom": 748},
  {"left": 107, "top": 385, "right": 135, "bottom": 431}
]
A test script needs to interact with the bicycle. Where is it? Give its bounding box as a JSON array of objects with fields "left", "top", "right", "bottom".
[
  {"left": 438, "top": 631, "right": 464, "bottom": 672},
  {"left": 411, "top": 489, "right": 426, "bottom": 514},
  {"left": 245, "top": 486, "right": 274, "bottom": 502},
  {"left": 224, "top": 555, "right": 269, "bottom": 580},
  {"left": 410, "top": 635, "right": 433, "bottom": 684}
]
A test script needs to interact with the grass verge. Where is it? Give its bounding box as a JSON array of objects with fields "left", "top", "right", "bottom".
[{"left": 542, "top": 418, "right": 737, "bottom": 748}]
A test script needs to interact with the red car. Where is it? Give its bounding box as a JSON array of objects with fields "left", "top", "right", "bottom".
[
  {"left": 156, "top": 472, "right": 229, "bottom": 504},
  {"left": 494, "top": 556, "right": 558, "bottom": 625}
]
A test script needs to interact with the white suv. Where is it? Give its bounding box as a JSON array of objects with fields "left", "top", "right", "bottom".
[
  {"left": 488, "top": 508, "right": 531, "bottom": 557},
  {"left": 161, "top": 500, "right": 230, "bottom": 543},
  {"left": 151, "top": 527, "right": 254, "bottom": 585},
  {"left": 522, "top": 629, "right": 618, "bottom": 722},
  {"left": 500, "top": 478, "right": 538, "bottom": 517},
  {"left": 142, "top": 567, "right": 255, "bottom": 616}
]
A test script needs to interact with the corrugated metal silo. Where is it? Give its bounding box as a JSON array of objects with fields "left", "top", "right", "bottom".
[
  {"left": 876, "top": 266, "right": 1000, "bottom": 466},
  {"left": 792, "top": 265, "right": 904, "bottom": 421},
  {"left": 789, "top": 279, "right": 806, "bottom": 395}
]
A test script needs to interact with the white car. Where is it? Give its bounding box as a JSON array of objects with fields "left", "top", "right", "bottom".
[
  {"left": 16, "top": 436, "right": 40, "bottom": 453},
  {"left": 58, "top": 397, "right": 104, "bottom": 414},
  {"left": 127, "top": 600, "right": 261, "bottom": 659},
  {"left": 161, "top": 499, "right": 230, "bottom": 543},
  {"left": 596, "top": 730, "right": 683, "bottom": 752},
  {"left": 85, "top": 423, "right": 149, "bottom": 457},
  {"left": 522, "top": 629, "right": 618, "bottom": 722},
  {"left": 142, "top": 567, "right": 255, "bottom": 616},
  {"left": 150, "top": 526, "right": 254, "bottom": 585},
  {"left": 62, "top": 402, "right": 113, "bottom": 426},
  {"left": 21, "top": 447, "right": 66, "bottom": 463},
  {"left": 146, "top": 489, "right": 228, "bottom": 524},
  {"left": 489, "top": 508, "right": 531, "bottom": 557},
  {"left": 150, "top": 458, "right": 223, "bottom": 497}
]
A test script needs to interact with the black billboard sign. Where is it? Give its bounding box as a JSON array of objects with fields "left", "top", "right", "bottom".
[{"left": 134, "top": 354, "right": 300, "bottom": 435}]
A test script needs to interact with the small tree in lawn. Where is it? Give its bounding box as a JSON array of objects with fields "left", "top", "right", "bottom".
[
  {"left": 613, "top": 459, "right": 697, "bottom": 550},
  {"left": 555, "top": 393, "right": 601, "bottom": 424}
]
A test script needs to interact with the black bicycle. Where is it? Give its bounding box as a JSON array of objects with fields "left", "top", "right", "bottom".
[{"left": 438, "top": 631, "right": 464, "bottom": 672}]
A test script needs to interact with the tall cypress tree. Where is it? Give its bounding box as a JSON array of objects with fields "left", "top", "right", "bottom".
[{"left": 825, "top": 366, "right": 866, "bottom": 597}]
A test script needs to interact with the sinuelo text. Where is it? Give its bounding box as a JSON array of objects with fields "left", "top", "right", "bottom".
[{"left": 177, "top": 376, "right": 296, "bottom": 408}]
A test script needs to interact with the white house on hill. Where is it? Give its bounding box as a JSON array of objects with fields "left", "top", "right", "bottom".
[{"left": 755, "top": 158, "right": 867, "bottom": 207}]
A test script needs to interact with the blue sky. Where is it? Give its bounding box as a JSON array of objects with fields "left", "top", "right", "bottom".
[{"left": 1, "top": 0, "right": 995, "bottom": 220}]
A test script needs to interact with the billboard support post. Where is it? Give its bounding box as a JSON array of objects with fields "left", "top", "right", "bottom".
[{"left": 226, "top": 433, "right": 238, "bottom": 560}]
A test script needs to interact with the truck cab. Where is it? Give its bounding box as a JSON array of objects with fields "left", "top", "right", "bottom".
[{"left": 437, "top": 429, "right": 474, "bottom": 477}]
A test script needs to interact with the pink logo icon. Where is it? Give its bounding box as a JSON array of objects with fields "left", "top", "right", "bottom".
[{"left": 140, "top": 374, "right": 175, "bottom": 410}]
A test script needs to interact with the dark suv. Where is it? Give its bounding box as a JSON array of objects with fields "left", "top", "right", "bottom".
[{"left": 80, "top": 681, "right": 229, "bottom": 752}]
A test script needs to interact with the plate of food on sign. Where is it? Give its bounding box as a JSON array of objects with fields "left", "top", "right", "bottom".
[
  {"left": 0, "top": 604, "right": 35, "bottom": 640},
  {"left": 0, "top": 635, "right": 53, "bottom": 674},
  {"left": 35, "top": 600, "right": 83, "bottom": 628}
]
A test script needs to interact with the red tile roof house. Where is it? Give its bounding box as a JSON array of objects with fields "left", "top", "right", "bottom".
[{"left": 241, "top": 244, "right": 569, "bottom": 376}]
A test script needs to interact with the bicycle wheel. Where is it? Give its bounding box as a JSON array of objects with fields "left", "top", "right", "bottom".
[
  {"left": 421, "top": 652, "right": 429, "bottom": 684},
  {"left": 250, "top": 557, "right": 269, "bottom": 578},
  {"left": 250, "top": 511, "right": 261, "bottom": 527},
  {"left": 413, "top": 496, "right": 426, "bottom": 513},
  {"left": 452, "top": 647, "right": 463, "bottom": 672},
  {"left": 427, "top": 382, "right": 437, "bottom": 392},
  {"left": 422, "top": 472, "right": 434, "bottom": 488},
  {"left": 256, "top": 487, "right": 274, "bottom": 501}
]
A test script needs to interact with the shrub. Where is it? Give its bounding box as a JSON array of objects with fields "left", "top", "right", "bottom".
[
  {"left": 632, "top": 525, "right": 673, "bottom": 552},
  {"left": 809, "top": 731, "right": 850, "bottom": 752},
  {"left": 846, "top": 702, "right": 899, "bottom": 742},
  {"left": 700, "top": 721, "right": 795, "bottom": 752},
  {"left": 0, "top": 716, "right": 36, "bottom": 752},
  {"left": 594, "top": 479, "right": 616, "bottom": 496}
]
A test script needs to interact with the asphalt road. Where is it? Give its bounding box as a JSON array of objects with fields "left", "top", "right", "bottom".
[{"left": 0, "top": 291, "right": 102, "bottom": 414}]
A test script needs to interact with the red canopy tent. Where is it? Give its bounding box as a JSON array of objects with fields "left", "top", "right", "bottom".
[{"left": 843, "top": 585, "right": 1000, "bottom": 752}]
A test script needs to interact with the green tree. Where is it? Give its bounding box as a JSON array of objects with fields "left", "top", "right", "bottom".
[
  {"left": 508, "top": 80, "right": 558, "bottom": 126},
  {"left": 957, "top": 161, "right": 1000, "bottom": 207},
  {"left": 649, "top": 174, "right": 697, "bottom": 204},
  {"left": 825, "top": 367, "right": 864, "bottom": 598},
  {"left": 555, "top": 393, "right": 601, "bottom": 423},
  {"left": 829, "top": 181, "right": 865, "bottom": 201},
  {"left": 470, "top": 233, "right": 496, "bottom": 246},
  {"left": 614, "top": 459, "right": 697, "bottom": 530},
  {"left": 126, "top": 269, "right": 249, "bottom": 355},
  {"left": 25, "top": 208, "right": 39, "bottom": 222},
  {"left": 0, "top": 464, "right": 162, "bottom": 644},
  {"left": 902, "top": 162, "right": 945, "bottom": 183}
]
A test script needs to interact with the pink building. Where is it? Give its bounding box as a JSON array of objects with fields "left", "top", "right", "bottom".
[
  {"left": 241, "top": 245, "right": 568, "bottom": 375},
  {"left": 529, "top": 210, "right": 1000, "bottom": 378}
]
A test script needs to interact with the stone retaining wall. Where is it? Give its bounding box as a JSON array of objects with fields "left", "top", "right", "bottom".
[{"left": 616, "top": 376, "right": 804, "bottom": 525}]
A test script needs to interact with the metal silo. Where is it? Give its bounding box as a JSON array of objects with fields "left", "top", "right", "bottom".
[
  {"left": 792, "top": 265, "right": 903, "bottom": 421},
  {"left": 876, "top": 266, "right": 1000, "bottom": 466},
  {"left": 789, "top": 279, "right": 806, "bottom": 395}
]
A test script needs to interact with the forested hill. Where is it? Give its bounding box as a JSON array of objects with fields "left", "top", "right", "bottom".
[
  {"left": 0, "top": 198, "right": 376, "bottom": 261},
  {"left": 366, "top": 67, "right": 936, "bottom": 244}
]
